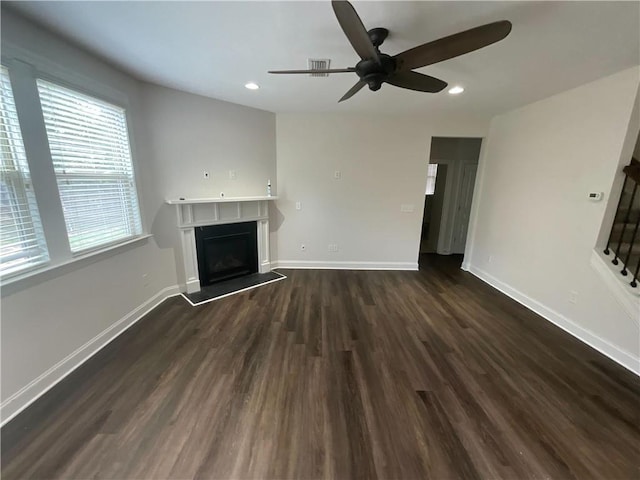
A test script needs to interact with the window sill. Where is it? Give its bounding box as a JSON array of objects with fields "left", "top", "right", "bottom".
[{"left": 1, "top": 234, "right": 153, "bottom": 295}]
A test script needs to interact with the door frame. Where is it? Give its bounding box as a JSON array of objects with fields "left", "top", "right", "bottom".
[{"left": 428, "top": 158, "right": 455, "bottom": 254}]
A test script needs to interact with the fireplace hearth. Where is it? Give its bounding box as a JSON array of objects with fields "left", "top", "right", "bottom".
[{"left": 195, "top": 221, "right": 258, "bottom": 286}]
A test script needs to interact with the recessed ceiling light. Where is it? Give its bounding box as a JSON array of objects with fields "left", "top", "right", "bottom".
[
  {"left": 448, "top": 86, "right": 464, "bottom": 95},
  {"left": 245, "top": 82, "right": 259, "bottom": 90}
]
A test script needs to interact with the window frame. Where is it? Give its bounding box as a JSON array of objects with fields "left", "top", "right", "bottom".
[
  {"left": 0, "top": 49, "right": 149, "bottom": 289},
  {"left": 36, "top": 78, "right": 144, "bottom": 255},
  {"left": 0, "top": 64, "right": 50, "bottom": 278}
]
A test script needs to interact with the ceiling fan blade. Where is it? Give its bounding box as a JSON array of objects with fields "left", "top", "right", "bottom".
[
  {"left": 268, "top": 68, "right": 355, "bottom": 74},
  {"left": 339, "top": 80, "right": 366, "bottom": 102},
  {"left": 332, "top": 0, "right": 380, "bottom": 63},
  {"left": 386, "top": 71, "right": 447, "bottom": 93},
  {"left": 394, "top": 20, "right": 512, "bottom": 71}
]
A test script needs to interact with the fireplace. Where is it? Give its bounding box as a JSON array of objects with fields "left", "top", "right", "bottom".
[
  {"left": 166, "top": 197, "right": 275, "bottom": 294},
  {"left": 195, "top": 221, "right": 258, "bottom": 286}
]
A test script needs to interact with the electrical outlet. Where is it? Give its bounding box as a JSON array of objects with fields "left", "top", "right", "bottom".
[
  {"left": 328, "top": 244, "right": 339, "bottom": 252},
  {"left": 229, "top": 170, "right": 237, "bottom": 180},
  {"left": 203, "top": 171, "right": 210, "bottom": 179},
  {"left": 295, "top": 201, "right": 302, "bottom": 210},
  {"left": 569, "top": 291, "right": 578, "bottom": 304},
  {"left": 300, "top": 244, "right": 306, "bottom": 251},
  {"left": 334, "top": 170, "right": 342, "bottom": 180}
]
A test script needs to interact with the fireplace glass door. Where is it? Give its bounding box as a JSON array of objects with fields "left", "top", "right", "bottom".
[{"left": 195, "top": 221, "right": 258, "bottom": 286}]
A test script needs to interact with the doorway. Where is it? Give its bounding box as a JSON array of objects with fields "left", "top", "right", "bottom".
[{"left": 419, "top": 137, "right": 482, "bottom": 257}]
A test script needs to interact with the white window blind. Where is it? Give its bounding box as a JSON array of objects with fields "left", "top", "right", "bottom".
[
  {"left": 37, "top": 79, "right": 142, "bottom": 253},
  {"left": 0, "top": 66, "right": 49, "bottom": 277},
  {"left": 425, "top": 164, "right": 438, "bottom": 195}
]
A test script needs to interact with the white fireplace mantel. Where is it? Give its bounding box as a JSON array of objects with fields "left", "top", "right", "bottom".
[
  {"left": 166, "top": 196, "right": 278, "bottom": 294},
  {"left": 166, "top": 195, "right": 278, "bottom": 205}
]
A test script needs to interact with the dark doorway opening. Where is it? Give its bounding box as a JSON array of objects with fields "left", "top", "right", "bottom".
[
  {"left": 195, "top": 221, "right": 258, "bottom": 286},
  {"left": 420, "top": 137, "right": 482, "bottom": 256}
]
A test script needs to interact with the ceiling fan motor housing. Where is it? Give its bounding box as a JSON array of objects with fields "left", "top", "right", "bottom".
[{"left": 356, "top": 54, "right": 396, "bottom": 91}]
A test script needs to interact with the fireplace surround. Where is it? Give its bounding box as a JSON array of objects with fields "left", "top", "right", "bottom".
[{"left": 166, "top": 196, "right": 278, "bottom": 293}]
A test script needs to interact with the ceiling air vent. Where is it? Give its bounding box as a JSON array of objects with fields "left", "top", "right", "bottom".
[{"left": 307, "top": 59, "right": 331, "bottom": 77}]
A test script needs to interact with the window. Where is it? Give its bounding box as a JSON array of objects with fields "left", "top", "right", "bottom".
[
  {"left": 425, "top": 164, "right": 438, "bottom": 195},
  {"left": 0, "top": 60, "right": 146, "bottom": 285},
  {"left": 0, "top": 66, "right": 49, "bottom": 277},
  {"left": 37, "top": 80, "right": 142, "bottom": 253}
]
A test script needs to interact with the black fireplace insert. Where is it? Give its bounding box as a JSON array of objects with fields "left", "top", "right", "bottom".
[{"left": 195, "top": 221, "right": 258, "bottom": 286}]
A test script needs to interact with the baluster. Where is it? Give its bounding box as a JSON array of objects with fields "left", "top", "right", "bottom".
[
  {"left": 612, "top": 182, "right": 638, "bottom": 266},
  {"left": 621, "top": 211, "right": 640, "bottom": 276},
  {"left": 631, "top": 259, "right": 640, "bottom": 288},
  {"left": 605, "top": 176, "right": 628, "bottom": 255}
]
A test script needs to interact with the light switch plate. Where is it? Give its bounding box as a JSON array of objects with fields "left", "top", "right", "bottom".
[{"left": 400, "top": 204, "right": 415, "bottom": 213}]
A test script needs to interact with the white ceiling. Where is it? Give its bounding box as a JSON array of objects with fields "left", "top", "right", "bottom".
[{"left": 6, "top": 1, "right": 640, "bottom": 116}]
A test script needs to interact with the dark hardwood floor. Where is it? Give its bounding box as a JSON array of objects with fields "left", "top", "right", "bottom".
[{"left": 2, "top": 254, "right": 639, "bottom": 479}]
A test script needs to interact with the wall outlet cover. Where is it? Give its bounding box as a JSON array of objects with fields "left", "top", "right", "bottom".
[{"left": 569, "top": 291, "right": 579, "bottom": 304}]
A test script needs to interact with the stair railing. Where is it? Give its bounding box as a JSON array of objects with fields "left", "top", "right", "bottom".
[{"left": 604, "top": 158, "right": 640, "bottom": 287}]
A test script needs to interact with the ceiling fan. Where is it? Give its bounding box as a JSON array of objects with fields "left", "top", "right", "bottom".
[{"left": 268, "top": 0, "right": 512, "bottom": 102}]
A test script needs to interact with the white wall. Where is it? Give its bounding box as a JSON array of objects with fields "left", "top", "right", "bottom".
[
  {"left": 0, "top": 9, "right": 178, "bottom": 421},
  {"left": 464, "top": 67, "right": 640, "bottom": 373},
  {"left": 140, "top": 84, "right": 277, "bottom": 285},
  {"left": 274, "top": 114, "right": 488, "bottom": 268}
]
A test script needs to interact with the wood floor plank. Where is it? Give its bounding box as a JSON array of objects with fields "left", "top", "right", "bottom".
[{"left": 2, "top": 254, "right": 639, "bottom": 479}]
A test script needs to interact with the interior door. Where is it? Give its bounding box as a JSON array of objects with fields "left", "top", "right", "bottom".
[{"left": 452, "top": 163, "right": 478, "bottom": 253}]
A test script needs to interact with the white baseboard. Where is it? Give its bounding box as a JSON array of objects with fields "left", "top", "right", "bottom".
[
  {"left": 0, "top": 285, "right": 181, "bottom": 426},
  {"left": 272, "top": 260, "right": 418, "bottom": 271},
  {"left": 466, "top": 265, "right": 640, "bottom": 376}
]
